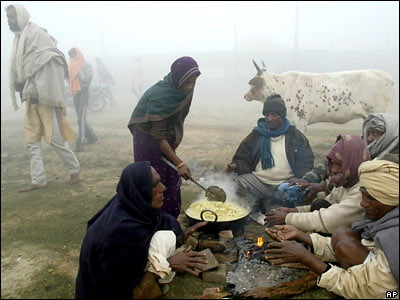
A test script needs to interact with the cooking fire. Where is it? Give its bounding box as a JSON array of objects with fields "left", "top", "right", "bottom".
[
  {"left": 243, "top": 236, "right": 270, "bottom": 263},
  {"left": 226, "top": 236, "right": 309, "bottom": 295}
]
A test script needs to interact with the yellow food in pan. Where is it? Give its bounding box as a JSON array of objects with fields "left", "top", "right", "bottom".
[{"left": 185, "top": 199, "right": 249, "bottom": 222}]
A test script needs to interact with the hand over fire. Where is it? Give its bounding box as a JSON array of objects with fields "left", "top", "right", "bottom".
[
  {"left": 265, "top": 225, "right": 299, "bottom": 241},
  {"left": 168, "top": 246, "right": 208, "bottom": 276},
  {"left": 264, "top": 207, "right": 298, "bottom": 225},
  {"left": 265, "top": 240, "right": 310, "bottom": 265},
  {"left": 183, "top": 221, "right": 208, "bottom": 240},
  {"left": 288, "top": 178, "right": 323, "bottom": 201}
]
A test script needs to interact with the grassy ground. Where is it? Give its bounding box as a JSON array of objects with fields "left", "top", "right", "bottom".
[{"left": 1, "top": 96, "right": 362, "bottom": 299}]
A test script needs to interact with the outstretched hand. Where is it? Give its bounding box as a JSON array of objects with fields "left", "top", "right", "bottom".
[
  {"left": 265, "top": 224, "right": 299, "bottom": 242},
  {"left": 264, "top": 207, "right": 297, "bottom": 225},
  {"left": 287, "top": 178, "right": 309, "bottom": 187},
  {"left": 265, "top": 240, "right": 309, "bottom": 265},
  {"left": 168, "top": 246, "right": 208, "bottom": 276},
  {"left": 183, "top": 221, "right": 208, "bottom": 240}
]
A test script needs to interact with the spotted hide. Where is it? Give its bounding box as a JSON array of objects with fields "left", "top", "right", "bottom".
[{"left": 245, "top": 61, "right": 394, "bottom": 132}]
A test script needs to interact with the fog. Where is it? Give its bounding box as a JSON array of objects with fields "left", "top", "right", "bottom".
[{"left": 1, "top": 1, "right": 399, "bottom": 120}]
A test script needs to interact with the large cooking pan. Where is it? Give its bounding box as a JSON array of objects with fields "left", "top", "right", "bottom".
[{"left": 185, "top": 200, "right": 251, "bottom": 233}]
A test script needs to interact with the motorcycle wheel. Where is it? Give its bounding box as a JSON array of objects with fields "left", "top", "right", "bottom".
[{"left": 88, "top": 91, "right": 107, "bottom": 112}]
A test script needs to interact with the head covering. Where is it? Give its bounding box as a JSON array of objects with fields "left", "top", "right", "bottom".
[
  {"left": 6, "top": 4, "right": 30, "bottom": 31},
  {"left": 128, "top": 58, "right": 200, "bottom": 139},
  {"left": 75, "top": 162, "right": 183, "bottom": 299},
  {"left": 8, "top": 4, "right": 67, "bottom": 110},
  {"left": 68, "top": 47, "right": 86, "bottom": 95},
  {"left": 253, "top": 117, "right": 291, "bottom": 169},
  {"left": 358, "top": 159, "right": 399, "bottom": 206},
  {"left": 326, "top": 134, "right": 370, "bottom": 187},
  {"left": 8, "top": 4, "right": 31, "bottom": 109},
  {"left": 170, "top": 56, "right": 201, "bottom": 89},
  {"left": 352, "top": 160, "right": 399, "bottom": 283},
  {"left": 362, "top": 113, "right": 399, "bottom": 159},
  {"left": 262, "top": 94, "right": 287, "bottom": 119}
]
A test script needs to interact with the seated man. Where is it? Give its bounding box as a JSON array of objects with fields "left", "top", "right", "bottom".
[
  {"left": 265, "top": 159, "right": 399, "bottom": 299},
  {"left": 265, "top": 134, "right": 371, "bottom": 234},
  {"left": 362, "top": 112, "right": 399, "bottom": 161},
  {"left": 224, "top": 94, "right": 314, "bottom": 224}
]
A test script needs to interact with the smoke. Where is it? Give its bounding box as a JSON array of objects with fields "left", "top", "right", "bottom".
[{"left": 198, "top": 172, "right": 255, "bottom": 210}]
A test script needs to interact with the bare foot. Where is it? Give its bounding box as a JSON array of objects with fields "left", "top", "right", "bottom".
[
  {"left": 18, "top": 183, "right": 47, "bottom": 193},
  {"left": 68, "top": 172, "right": 81, "bottom": 184}
]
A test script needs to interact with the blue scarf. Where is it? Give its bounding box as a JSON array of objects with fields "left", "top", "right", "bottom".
[{"left": 253, "top": 118, "right": 291, "bottom": 169}]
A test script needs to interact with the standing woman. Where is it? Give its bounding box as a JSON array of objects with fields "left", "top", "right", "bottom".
[{"left": 128, "top": 57, "right": 201, "bottom": 218}]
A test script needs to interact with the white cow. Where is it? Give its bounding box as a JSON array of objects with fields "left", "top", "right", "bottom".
[{"left": 245, "top": 61, "right": 394, "bottom": 132}]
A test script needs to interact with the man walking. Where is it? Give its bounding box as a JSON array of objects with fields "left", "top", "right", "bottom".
[
  {"left": 68, "top": 47, "right": 98, "bottom": 152},
  {"left": 6, "top": 3, "right": 80, "bottom": 192}
]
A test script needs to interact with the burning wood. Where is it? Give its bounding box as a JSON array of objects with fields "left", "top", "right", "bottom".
[{"left": 243, "top": 237, "right": 269, "bottom": 262}]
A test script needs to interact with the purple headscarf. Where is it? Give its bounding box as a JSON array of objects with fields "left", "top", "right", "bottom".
[
  {"left": 326, "top": 134, "right": 370, "bottom": 188},
  {"left": 170, "top": 56, "right": 201, "bottom": 88}
]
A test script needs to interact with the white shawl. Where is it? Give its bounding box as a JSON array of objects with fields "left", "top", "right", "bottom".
[
  {"left": 8, "top": 4, "right": 68, "bottom": 110},
  {"left": 8, "top": 3, "right": 30, "bottom": 110},
  {"left": 362, "top": 113, "right": 399, "bottom": 159}
]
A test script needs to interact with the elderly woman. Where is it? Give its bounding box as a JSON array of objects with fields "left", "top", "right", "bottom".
[
  {"left": 265, "top": 159, "right": 399, "bottom": 299},
  {"left": 75, "top": 161, "right": 208, "bottom": 299},
  {"left": 265, "top": 134, "right": 370, "bottom": 234},
  {"left": 128, "top": 57, "right": 201, "bottom": 218},
  {"left": 362, "top": 112, "right": 399, "bottom": 161}
]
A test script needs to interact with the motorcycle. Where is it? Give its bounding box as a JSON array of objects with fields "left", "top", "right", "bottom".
[{"left": 65, "top": 82, "right": 110, "bottom": 112}]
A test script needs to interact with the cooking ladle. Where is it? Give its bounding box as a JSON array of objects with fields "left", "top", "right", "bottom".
[{"left": 161, "top": 157, "right": 227, "bottom": 202}]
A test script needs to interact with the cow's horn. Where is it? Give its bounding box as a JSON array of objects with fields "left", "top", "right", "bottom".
[
  {"left": 253, "top": 59, "right": 262, "bottom": 75},
  {"left": 261, "top": 61, "right": 267, "bottom": 71}
]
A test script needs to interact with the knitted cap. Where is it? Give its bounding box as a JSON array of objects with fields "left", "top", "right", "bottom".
[{"left": 263, "top": 94, "right": 286, "bottom": 119}]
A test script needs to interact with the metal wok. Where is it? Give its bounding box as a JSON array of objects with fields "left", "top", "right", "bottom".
[{"left": 184, "top": 200, "right": 251, "bottom": 233}]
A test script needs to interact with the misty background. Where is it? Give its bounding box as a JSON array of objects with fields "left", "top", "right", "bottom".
[{"left": 1, "top": 1, "right": 399, "bottom": 121}]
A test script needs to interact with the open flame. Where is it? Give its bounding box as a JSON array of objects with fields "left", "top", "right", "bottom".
[{"left": 256, "top": 236, "right": 263, "bottom": 247}]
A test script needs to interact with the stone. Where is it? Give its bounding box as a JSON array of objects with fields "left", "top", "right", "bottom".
[
  {"left": 214, "top": 248, "right": 238, "bottom": 263},
  {"left": 198, "top": 239, "right": 226, "bottom": 253},
  {"left": 219, "top": 230, "right": 234, "bottom": 249},
  {"left": 193, "top": 248, "right": 219, "bottom": 273},
  {"left": 202, "top": 263, "right": 227, "bottom": 284},
  {"left": 219, "top": 230, "right": 233, "bottom": 241}
]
